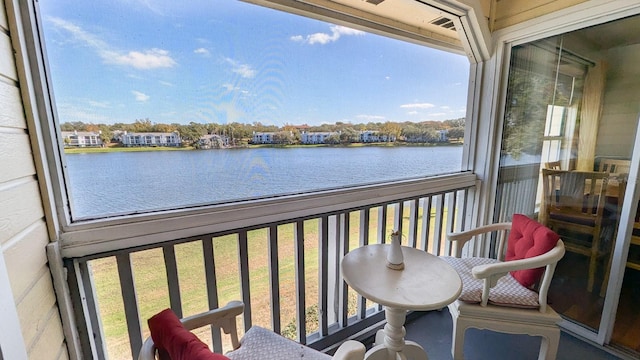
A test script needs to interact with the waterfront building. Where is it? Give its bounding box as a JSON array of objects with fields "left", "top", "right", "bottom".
[
  {"left": 198, "top": 134, "right": 230, "bottom": 149},
  {"left": 359, "top": 131, "right": 396, "bottom": 143},
  {"left": 120, "top": 131, "right": 182, "bottom": 147},
  {"left": 300, "top": 131, "right": 337, "bottom": 144},
  {"left": 61, "top": 130, "right": 103, "bottom": 147}
]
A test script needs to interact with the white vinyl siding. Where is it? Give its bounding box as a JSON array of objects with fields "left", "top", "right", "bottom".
[
  {"left": 0, "top": 0, "right": 67, "bottom": 358},
  {"left": 491, "top": 0, "right": 588, "bottom": 30}
]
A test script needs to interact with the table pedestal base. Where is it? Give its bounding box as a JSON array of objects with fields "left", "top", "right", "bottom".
[{"left": 364, "top": 307, "right": 428, "bottom": 360}]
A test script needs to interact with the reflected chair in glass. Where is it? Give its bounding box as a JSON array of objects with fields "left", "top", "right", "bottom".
[
  {"left": 605, "top": 178, "right": 640, "bottom": 274},
  {"left": 442, "top": 215, "right": 565, "bottom": 360},
  {"left": 540, "top": 169, "right": 612, "bottom": 292},
  {"left": 545, "top": 160, "right": 562, "bottom": 170},
  {"left": 627, "top": 215, "right": 640, "bottom": 271}
]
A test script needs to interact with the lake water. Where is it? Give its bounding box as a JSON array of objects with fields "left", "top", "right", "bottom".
[{"left": 65, "top": 146, "right": 463, "bottom": 219}]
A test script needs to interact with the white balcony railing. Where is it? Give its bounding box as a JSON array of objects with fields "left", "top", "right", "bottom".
[{"left": 65, "top": 173, "right": 478, "bottom": 360}]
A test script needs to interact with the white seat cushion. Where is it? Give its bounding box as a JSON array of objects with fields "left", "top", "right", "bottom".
[
  {"left": 226, "top": 326, "right": 331, "bottom": 360},
  {"left": 441, "top": 256, "right": 540, "bottom": 309}
]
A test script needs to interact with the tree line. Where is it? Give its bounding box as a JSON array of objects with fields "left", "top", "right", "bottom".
[{"left": 60, "top": 118, "right": 465, "bottom": 145}]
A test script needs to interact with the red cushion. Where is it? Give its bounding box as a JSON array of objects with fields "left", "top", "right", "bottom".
[
  {"left": 148, "top": 309, "right": 230, "bottom": 360},
  {"left": 505, "top": 214, "right": 560, "bottom": 288}
]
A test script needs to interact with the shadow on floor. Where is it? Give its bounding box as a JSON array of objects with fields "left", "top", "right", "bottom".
[{"left": 402, "top": 308, "right": 625, "bottom": 360}]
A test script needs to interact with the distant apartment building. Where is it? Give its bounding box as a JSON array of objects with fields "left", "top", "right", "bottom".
[
  {"left": 300, "top": 131, "right": 336, "bottom": 144},
  {"left": 120, "top": 131, "right": 182, "bottom": 147},
  {"left": 359, "top": 131, "right": 396, "bottom": 143},
  {"left": 61, "top": 130, "right": 103, "bottom": 147},
  {"left": 251, "top": 131, "right": 295, "bottom": 144},
  {"left": 198, "top": 134, "right": 229, "bottom": 149},
  {"left": 436, "top": 130, "right": 448, "bottom": 142},
  {"left": 252, "top": 132, "right": 275, "bottom": 144}
]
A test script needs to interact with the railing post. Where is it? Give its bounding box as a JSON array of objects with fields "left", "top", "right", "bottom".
[
  {"left": 326, "top": 215, "right": 340, "bottom": 327},
  {"left": 318, "top": 215, "right": 329, "bottom": 336},
  {"left": 294, "top": 221, "right": 307, "bottom": 344},
  {"left": 116, "top": 254, "right": 143, "bottom": 360}
]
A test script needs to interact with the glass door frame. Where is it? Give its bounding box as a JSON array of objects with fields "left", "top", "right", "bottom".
[
  {"left": 488, "top": 1, "right": 640, "bottom": 347},
  {"left": 600, "top": 114, "right": 640, "bottom": 344}
]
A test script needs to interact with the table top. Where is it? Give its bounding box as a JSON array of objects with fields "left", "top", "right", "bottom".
[{"left": 340, "top": 244, "right": 462, "bottom": 311}]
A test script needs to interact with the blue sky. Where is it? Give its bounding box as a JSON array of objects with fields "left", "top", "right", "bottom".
[{"left": 40, "top": 0, "right": 470, "bottom": 126}]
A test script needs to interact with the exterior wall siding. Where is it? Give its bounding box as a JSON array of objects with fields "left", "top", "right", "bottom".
[
  {"left": 491, "top": 0, "right": 588, "bottom": 30},
  {"left": 0, "top": 0, "right": 67, "bottom": 358}
]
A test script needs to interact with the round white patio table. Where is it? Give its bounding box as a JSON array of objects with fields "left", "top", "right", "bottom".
[{"left": 341, "top": 244, "right": 462, "bottom": 360}]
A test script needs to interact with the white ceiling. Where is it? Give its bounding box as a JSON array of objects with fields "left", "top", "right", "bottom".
[{"left": 329, "top": 0, "right": 460, "bottom": 41}]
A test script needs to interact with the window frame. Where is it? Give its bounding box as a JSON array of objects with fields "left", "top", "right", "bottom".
[{"left": 9, "top": 0, "right": 488, "bottom": 258}]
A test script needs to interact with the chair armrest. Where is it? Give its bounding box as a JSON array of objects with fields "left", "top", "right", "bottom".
[
  {"left": 471, "top": 240, "right": 565, "bottom": 280},
  {"left": 447, "top": 222, "right": 512, "bottom": 257},
  {"left": 138, "top": 301, "right": 245, "bottom": 360},
  {"left": 331, "top": 340, "right": 366, "bottom": 360},
  {"left": 471, "top": 240, "right": 565, "bottom": 310},
  {"left": 181, "top": 300, "right": 244, "bottom": 350}
]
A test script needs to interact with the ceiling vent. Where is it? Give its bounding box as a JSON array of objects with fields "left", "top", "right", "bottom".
[
  {"left": 365, "top": 0, "right": 385, "bottom": 5},
  {"left": 430, "top": 17, "right": 456, "bottom": 31}
]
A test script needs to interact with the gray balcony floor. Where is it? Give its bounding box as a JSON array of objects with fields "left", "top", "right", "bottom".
[{"left": 401, "top": 308, "right": 625, "bottom": 360}]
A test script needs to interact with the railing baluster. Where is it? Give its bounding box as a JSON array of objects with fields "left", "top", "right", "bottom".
[
  {"left": 294, "top": 221, "right": 307, "bottom": 344},
  {"left": 268, "top": 225, "right": 281, "bottom": 333},
  {"left": 116, "top": 253, "right": 142, "bottom": 360},
  {"left": 432, "top": 194, "right": 445, "bottom": 255},
  {"left": 360, "top": 208, "right": 370, "bottom": 247},
  {"left": 357, "top": 209, "right": 369, "bottom": 319},
  {"left": 394, "top": 201, "right": 404, "bottom": 241},
  {"left": 444, "top": 192, "right": 457, "bottom": 256},
  {"left": 162, "top": 245, "right": 182, "bottom": 318},
  {"left": 407, "top": 198, "right": 419, "bottom": 248},
  {"left": 339, "top": 213, "right": 349, "bottom": 328},
  {"left": 377, "top": 205, "right": 388, "bottom": 243},
  {"left": 319, "top": 215, "right": 329, "bottom": 336},
  {"left": 420, "top": 197, "right": 432, "bottom": 252},
  {"left": 238, "top": 231, "right": 252, "bottom": 330},
  {"left": 202, "top": 238, "right": 222, "bottom": 352}
]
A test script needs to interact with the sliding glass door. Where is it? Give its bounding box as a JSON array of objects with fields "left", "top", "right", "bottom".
[{"left": 494, "top": 15, "right": 640, "bottom": 355}]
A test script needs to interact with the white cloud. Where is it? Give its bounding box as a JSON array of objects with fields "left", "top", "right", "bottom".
[
  {"left": 194, "top": 47, "right": 210, "bottom": 56},
  {"left": 108, "top": 48, "right": 176, "bottom": 69},
  {"left": 400, "top": 103, "right": 435, "bottom": 109},
  {"left": 291, "top": 25, "right": 365, "bottom": 45},
  {"left": 224, "top": 58, "right": 256, "bottom": 78},
  {"left": 428, "top": 112, "right": 447, "bottom": 117},
  {"left": 407, "top": 111, "right": 418, "bottom": 115},
  {"left": 356, "top": 114, "right": 385, "bottom": 121},
  {"left": 159, "top": 80, "right": 174, "bottom": 86},
  {"left": 132, "top": 90, "right": 150, "bottom": 102},
  {"left": 48, "top": 17, "right": 176, "bottom": 70}
]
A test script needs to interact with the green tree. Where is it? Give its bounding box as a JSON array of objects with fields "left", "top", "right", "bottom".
[
  {"left": 380, "top": 121, "right": 402, "bottom": 142},
  {"left": 447, "top": 127, "right": 465, "bottom": 140},
  {"left": 132, "top": 118, "right": 153, "bottom": 132}
]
